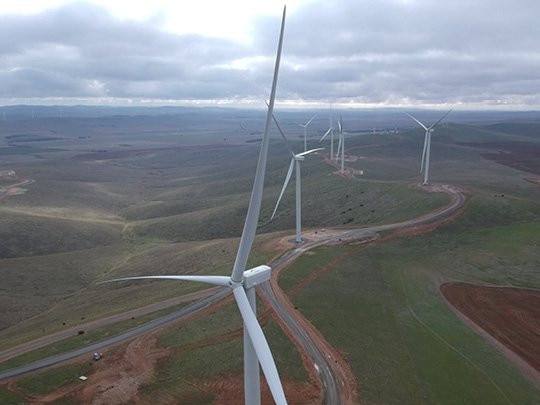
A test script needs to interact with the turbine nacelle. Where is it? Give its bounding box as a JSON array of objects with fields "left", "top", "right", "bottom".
[{"left": 242, "top": 265, "right": 272, "bottom": 289}]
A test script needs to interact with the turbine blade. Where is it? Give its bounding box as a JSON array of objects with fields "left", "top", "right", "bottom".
[
  {"left": 233, "top": 287, "right": 287, "bottom": 405},
  {"left": 338, "top": 117, "right": 342, "bottom": 134},
  {"left": 304, "top": 114, "right": 316, "bottom": 126},
  {"left": 296, "top": 147, "right": 324, "bottom": 157},
  {"left": 428, "top": 107, "right": 453, "bottom": 130},
  {"left": 101, "top": 275, "right": 231, "bottom": 287},
  {"left": 405, "top": 112, "right": 428, "bottom": 131},
  {"left": 320, "top": 127, "right": 332, "bottom": 142},
  {"left": 271, "top": 158, "right": 295, "bottom": 220},
  {"left": 231, "top": 6, "right": 286, "bottom": 283},
  {"left": 267, "top": 103, "right": 295, "bottom": 157},
  {"left": 336, "top": 135, "right": 342, "bottom": 159}
]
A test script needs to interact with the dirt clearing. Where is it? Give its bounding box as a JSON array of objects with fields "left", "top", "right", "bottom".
[{"left": 441, "top": 282, "right": 540, "bottom": 386}]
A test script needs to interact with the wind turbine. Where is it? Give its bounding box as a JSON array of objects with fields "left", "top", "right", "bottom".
[
  {"left": 406, "top": 109, "right": 452, "bottom": 185},
  {"left": 319, "top": 112, "right": 335, "bottom": 160},
  {"left": 335, "top": 116, "right": 345, "bottom": 174},
  {"left": 299, "top": 114, "right": 316, "bottom": 151},
  {"left": 103, "top": 7, "right": 288, "bottom": 405},
  {"left": 271, "top": 113, "right": 323, "bottom": 243}
]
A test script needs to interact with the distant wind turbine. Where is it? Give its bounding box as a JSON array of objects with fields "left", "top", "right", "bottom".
[
  {"left": 103, "top": 7, "right": 288, "bottom": 405},
  {"left": 271, "top": 113, "right": 323, "bottom": 243},
  {"left": 406, "top": 109, "right": 452, "bottom": 185},
  {"left": 335, "top": 116, "right": 345, "bottom": 173},
  {"left": 319, "top": 111, "right": 335, "bottom": 160},
  {"left": 299, "top": 114, "right": 316, "bottom": 151}
]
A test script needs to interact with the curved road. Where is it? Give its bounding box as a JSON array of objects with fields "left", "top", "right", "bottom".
[
  {"left": 0, "top": 184, "right": 466, "bottom": 404},
  {"left": 259, "top": 184, "right": 465, "bottom": 403}
]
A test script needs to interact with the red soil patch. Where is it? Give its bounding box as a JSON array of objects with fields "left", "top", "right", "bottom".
[
  {"left": 458, "top": 141, "right": 540, "bottom": 175},
  {"left": 198, "top": 375, "right": 320, "bottom": 405},
  {"left": 441, "top": 282, "right": 540, "bottom": 385},
  {"left": 73, "top": 333, "right": 172, "bottom": 405},
  {"left": 525, "top": 178, "right": 540, "bottom": 186}
]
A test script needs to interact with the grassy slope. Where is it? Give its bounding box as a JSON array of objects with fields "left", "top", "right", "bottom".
[
  {"left": 0, "top": 129, "right": 453, "bottom": 337},
  {"left": 278, "top": 123, "right": 540, "bottom": 404},
  {"left": 282, "top": 211, "right": 540, "bottom": 403},
  {"left": 1, "top": 118, "right": 539, "bottom": 401}
]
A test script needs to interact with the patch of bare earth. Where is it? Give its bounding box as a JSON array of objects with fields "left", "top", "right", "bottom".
[
  {"left": 525, "top": 177, "right": 540, "bottom": 186},
  {"left": 458, "top": 141, "right": 540, "bottom": 175},
  {"left": 196, "top": 375, "right": 320, "bottom": 405},
  {"left": 441, "top": 282, "right": 540, "bottom": 387},
  {"left": 73, "top": 334, "right": 170, "bottom": 405},
  {"left": 4, "top": 333, "right": 172, "bottom": 404}
]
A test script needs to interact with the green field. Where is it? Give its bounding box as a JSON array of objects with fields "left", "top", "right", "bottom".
[
  {"left": 1, "top": 112, "right": 539, "bottom": 403},
  {"left": 279, "top": 195, "right": 540, "bottom": 402}
]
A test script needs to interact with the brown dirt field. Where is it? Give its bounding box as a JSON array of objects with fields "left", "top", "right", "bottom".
[
  {"left": 75, "top": 334, "right": 171, "bottom": 405},
  {"left": 199, "top": 375, "right": 320, "bottom": 405},
  {"left": 458, "top": 141, "right": 540, "bottom": 175},
  {"left": 525, "top": 178, "right": 540, "bottom": 186},
  {"left": 4, "top": 333, "right": 173, "bottom": 405},
  {"left": 441, "top": 282, "right": 540, "bottom": 385}
]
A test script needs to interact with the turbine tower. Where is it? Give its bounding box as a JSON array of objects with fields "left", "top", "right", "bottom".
[
  {"left": 320, "top": 112, "right": 335, "bottom": 160},
  {"left": 104, "top": 8, "right": 288, "bottom": 405},
  {"left": 335, "top": 116, "right": 345, "bottom": 174},
  {"left": 406, "top": 109, "right": 452, "bottom": 185},
  {"left": 299, "top": 114, "right": 316, "bottom": 151},
  {"left": 271, "top": 114, "right": 323, "bottom": 243}
]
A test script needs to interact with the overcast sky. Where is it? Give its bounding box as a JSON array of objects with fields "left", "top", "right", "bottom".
[{"left": 1, "top": 0, "right": 539, "bottom": 109}]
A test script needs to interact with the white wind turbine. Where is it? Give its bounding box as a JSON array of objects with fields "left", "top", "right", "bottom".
[
  {"left": 299, "top": 114, "right": 316, "bottom": 151},
  {"left": 319, "top": 112, "right": 335, "bottom": 160},
  {"left": 334, "top": 116, "right": 345, "bottom": 173},
  {"left": 104, "top": 8, "right": 288, "bottom": 405},
  {"left": 406, "top": 109, "right": 452, "bottom": 185},
  {"left": 271, "top": 113, "right": 323, "bottom": 243}
]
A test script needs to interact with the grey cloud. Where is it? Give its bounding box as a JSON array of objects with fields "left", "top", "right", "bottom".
[
  {"left": 1, "top": 0, "right": 540, "bottom": 107},
  {"left": 0, "top": 2, "right": 254, "bottom": 100}
]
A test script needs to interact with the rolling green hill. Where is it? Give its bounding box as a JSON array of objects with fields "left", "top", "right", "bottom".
[{"left": 1, "top": 113, "right": 539, "bottom": 403}]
